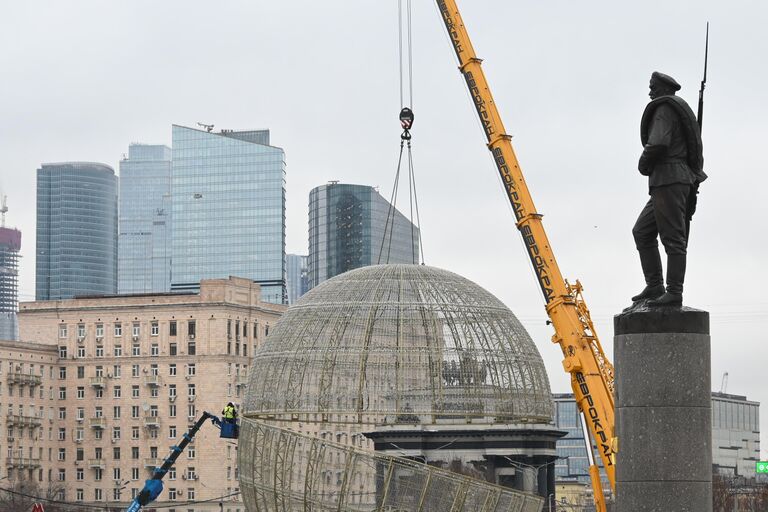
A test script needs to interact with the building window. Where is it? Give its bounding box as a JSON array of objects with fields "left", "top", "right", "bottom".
[
  {"left": 132, "top": 365, "right": 139, "bottom": 377},
  {"left": 76, "top": 387, "right": 84, "bottom": 399},
  {"left": 58, "top": 387, "right": 66, "bottom": 400},
  {"left": 132, "top": 426, "right": 140, "bottom": 440},
  {"left": 59, "top": 324, "right": 68, "bottom": 339},
  {"left": 114, "top": 323, "right": 122, "bottom": 337},
  {"left": 95, "top": 366, "right": 104, "bottom": 377},
  {"left": 169, "top": 425, "right": 176, "bottom": 438},
  {"left": 96, "top": 323, "right": 104, "bottom": 338},
  {"left": 131, "top": 406, "right": 139, "bottom": 419},
  {"left": 169, "top": 321, "right": 177, "bottom": 337},
  {"left": 169, "top": 343, "right": 177, "bottom": 356},
  {"left": 58, "top": 408, "right": 66, "bottom": 420},
  {"left": 59, "top": 346, "right": 67, "bottom": 358},
  {"left": 76, "top": 408, "right": 84, "bottom": 420},
  {"left": 95, "top": 388, "right": 103, "bottom": 399},
  {"left": 113, "top": 386, "right": 121, "bottom": 399},
  {"left": 132, "top": 323, "right": 140, "bottom": 338},
  {"left": 113, "top": 406, "right": 121, "bottom": 419},
  {"left": 94, "top": 488, "right": 102, "bottom": 501},
  {"left": 187, "top": 341, "right": 196, "bottom": 355},
  {"left": 151, "top": 322, "right": 159, "bottom": 336},
  {"left": 132, "top": 467, "right": 140, "bottom": 480},
  {"left": 95, "top": 346, "right": 104, "bottom": 358},
  {"left": 169, "top": 364, "right": 176, "bottom": 376},
  {"left": 114, "top": 346, "right": 122, "bottom": 357},
  {"left": 77, "top": 324, "right": 86, "bottom": 338},
  {"left": 132, "top": 345, "right": 140, "bottom": 356},
  {"left": 58, "top": 448, "right": 66, "bottom": 461},
  {"left": 77, "top": 366, "right": 85, "bottom": 379},
  {"left": 132, "top": 385, "right": 140, "bottom": 398},
  {"left": 59, "top": 367, "right": 67, "bottom": 379},
  {"left": 169, "top": 404, "right": 176, "bottom": 418},
  {"left": 113, "top": 365, "right": 121, "bottom": 378},
  {"left": 76, "top": 347, "right": 85, "bottom": 358},
  {"left": 188, "top": 404, "right": 196, "bottom": 419},
  {"left": 132, "top": 447, "right": 139, "bottom": 459},
  {"left": 187, "top": 448, "right": 195, "bottom": 460},
  {"left": 186, "top": 364, "right": 196, "bottom": 377},
  {"left": 187, "top": 320, "right": 196, "bottom": 338},
  {"left": 169, "top": 488, "right": 177, "bottom": 500},
  {"left": 113, "top": 447, "right": 120, "bottom": 460},
  {"left": 150, "top": 387, "right": 159, "bottom": 398},
  {"left": 58, "top": 429, "right": 66, "bottom": 441},
  {"left": 169, "top": 385, "right": 176, "bottom": 399},
  {"left": 187, "top": 488, "right": 195, "bottom": 500},
  {"left": 151, "top": 344, "right": 159, "bottom": 356},
  {"left": 76, "top": 468, "right": 84, "bottom": 481},
  {"left": 58, "top": 468, "right": 66, "bottom": 481}
]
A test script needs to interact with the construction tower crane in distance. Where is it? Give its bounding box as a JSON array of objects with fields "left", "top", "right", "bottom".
[{"left": 434, "top": 1, "right": 615, "bottom": 509}]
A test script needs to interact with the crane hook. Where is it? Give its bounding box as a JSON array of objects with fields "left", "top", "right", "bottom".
[{"left": 400, "top": 107, "right": 414, "bottom": 140}]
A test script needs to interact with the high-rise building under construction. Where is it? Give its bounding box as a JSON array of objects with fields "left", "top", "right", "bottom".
[
  {"left": 0, "top": 200, "right": 21, "bottom": 340},
  {"left": 308, "top": 182, "right": 419, "bottom": 288}
]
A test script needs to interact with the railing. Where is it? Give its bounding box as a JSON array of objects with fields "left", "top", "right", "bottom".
[
  {"left": 87, "top": 458, "right": 106, "bottom": 469},
  {"left": 89, "top": 417, "right": 106, "bottom": 429},
  {"left": 143, "top": 457, "right": 162, "bottom": 468},
  {"left": 143, "top": 416, "right": 160, "bottom": 428},
  {"left": 6, "top": 415, "right": 42, "bottom": 427},
  {"left": 7, "top": 372, "right": 42, "bottom": 386},
  {"left": 143, "top": 375, "right": 160, "bottom": 386},
  {"left": 89, "top": 376, "right": 106, "bottom": 388},
  {"left": 6, "top": 457, "right": 41, "bottom": 468}
]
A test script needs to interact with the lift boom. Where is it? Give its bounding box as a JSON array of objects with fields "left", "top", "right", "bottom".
[{"left": 435, "top": 0, "right": 616, "bottom": 501}]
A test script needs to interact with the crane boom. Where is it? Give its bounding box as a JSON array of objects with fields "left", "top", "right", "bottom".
[{"left": 435, "top": 0, "right": 617, "bottom": 497}]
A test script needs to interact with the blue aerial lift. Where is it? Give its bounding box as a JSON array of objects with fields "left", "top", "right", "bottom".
[{"left": 126, "top": 411, "right": 239, "bottom": 512}]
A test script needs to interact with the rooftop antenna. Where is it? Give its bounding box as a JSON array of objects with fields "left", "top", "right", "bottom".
[
  {"left": 197, "top": 122, "right": 214, "bottom": 133},
  {"left": 1, "top": 196, "right": 7, "bottom": 227}
]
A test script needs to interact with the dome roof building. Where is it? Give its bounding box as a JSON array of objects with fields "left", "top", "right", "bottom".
[
  {"left": 239, "top": 264, "right": 560, "bottom": 511},
  {"left": 243, "top": 264, "right": 553, "bottom": 424}
]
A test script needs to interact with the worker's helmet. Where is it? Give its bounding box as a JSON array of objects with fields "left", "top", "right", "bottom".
[{"left": 228, "top": 402, "right": 234, "bottom": 407}]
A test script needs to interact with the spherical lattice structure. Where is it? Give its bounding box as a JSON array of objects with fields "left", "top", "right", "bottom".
[{"left": 243, "top": 264, "right": 553, "bottom": 424}]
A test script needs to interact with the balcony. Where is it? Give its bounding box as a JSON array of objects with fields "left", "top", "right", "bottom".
[
  {"left": 89, "top": 417, "right": 106, "bottom": 429},
  {"left": 6, "top": 457, "right": 41, "bottom": 469},
  {"left": 236, "top": 375, "right": 248, "bottom": 387},
  {"left": 143, "top": 457, "right": 162, "bottom": 468},
  {"left": 87, "top": 458, "right": 106, "bottom": 469},
  {"left": 143, "top": 416, "right": 160, "bottom": 428},
  {"left": 7, "top": 372, "right": 42, "bottom": 387},
  {"left": 6, "top": 415, "right": 42, "bottom": 428},
  {"left": 89, "top": 376, "right": 106, "bottom": 388},
  {"left": 143, "top": 375, "right": 160, "bottom": 387}
]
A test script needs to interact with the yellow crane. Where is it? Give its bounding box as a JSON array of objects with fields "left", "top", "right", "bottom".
[{"left": 434, "top": 1, "right": 615, "bottom": 509}]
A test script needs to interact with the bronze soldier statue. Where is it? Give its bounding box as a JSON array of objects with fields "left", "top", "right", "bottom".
[{"left": 631, "top": 71, "right": 706, "bottom": 307}]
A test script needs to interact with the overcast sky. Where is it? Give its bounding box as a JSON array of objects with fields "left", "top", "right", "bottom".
[{"left": 1, "top": 1, "right": 766, "bottom": 459}]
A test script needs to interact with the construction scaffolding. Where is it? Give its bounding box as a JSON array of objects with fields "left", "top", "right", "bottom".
[
  {"left": 243, "top": 264, "right": 553, "bottom": 425},
  {"left": 0, "top": 226, "right": 21, "bottom": 341},
  {"left": 239, "top": 419, "right": 545, "bottom": 512}
]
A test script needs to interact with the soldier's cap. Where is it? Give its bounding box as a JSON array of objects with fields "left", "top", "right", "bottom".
[{"left": 651, "top": 71, "right": 681, "bottom": 91}]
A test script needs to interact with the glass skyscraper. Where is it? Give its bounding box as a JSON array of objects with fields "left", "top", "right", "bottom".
[
  {"left": 118, "top": 144, "right": 172, "bottom": 294},
  {"left": 308, "top": 183, "right": 420, "bottom": 288},
  {"left": 36, "top": 162, "right": 118, "bottom": 300},
  {"left": 286, "top": 254, "right": 309, "bottom": 305},
  {"left": 170, "top": 125, "right": 286, "bottom": 304}
]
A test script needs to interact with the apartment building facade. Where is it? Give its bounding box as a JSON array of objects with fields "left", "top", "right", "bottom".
[{"left": 8, "top": 276, "right": 285, "bottom": 511}]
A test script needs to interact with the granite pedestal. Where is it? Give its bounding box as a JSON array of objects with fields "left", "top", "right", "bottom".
[{"left": 614, "top": 305, "right": 711, "bottom": 512}]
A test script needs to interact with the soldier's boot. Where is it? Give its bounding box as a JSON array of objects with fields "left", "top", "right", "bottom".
[
  {"left": 648, "top": 254, "right": 686, "bottom": 307},
  {"left": 631, "top": 248, "right": 665, "bottom": 302}
]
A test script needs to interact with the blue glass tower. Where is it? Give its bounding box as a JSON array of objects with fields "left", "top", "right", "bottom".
[
  {"left": 308, "top": 183, "right": 420, "bottom": 288},
  {"left": 36, "top": 162, "right": 118, "bottom": 300},
  {"left": 118, "top": 144, "right": 172, "bottom": 294},
  {"left": 170, "top": 125, "right": 286, "bottom": 304}
]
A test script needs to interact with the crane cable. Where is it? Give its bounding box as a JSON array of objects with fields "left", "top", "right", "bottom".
[{"left": 378, "top": 0, "right": 425, "bottom": 266}]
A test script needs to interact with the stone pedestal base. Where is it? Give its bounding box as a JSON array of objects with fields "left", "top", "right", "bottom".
[{"left": 614, "top": 306, "right": 711, "bottom": 512}]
